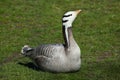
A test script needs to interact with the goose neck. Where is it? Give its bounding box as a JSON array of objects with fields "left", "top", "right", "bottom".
[{"left": 62, "top": 25, "right": 75, "bottom": 48}]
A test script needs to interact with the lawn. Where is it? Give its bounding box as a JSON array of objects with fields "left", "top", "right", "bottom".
[{"left": 0, "top": 0, "right": 120, "bottom": 80}]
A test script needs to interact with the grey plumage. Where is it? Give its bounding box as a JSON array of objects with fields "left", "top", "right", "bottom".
[{"left": 33, "top": 44, "right": 64, "bottom": 58}]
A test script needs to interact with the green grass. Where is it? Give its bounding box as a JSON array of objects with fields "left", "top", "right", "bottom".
[{"left": 0, "top": 0, "right": 120, "bottom": 80}]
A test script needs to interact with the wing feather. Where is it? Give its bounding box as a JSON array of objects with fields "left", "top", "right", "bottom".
[{"left": 34, "top": 44, "right": 64, "bottom": 58}]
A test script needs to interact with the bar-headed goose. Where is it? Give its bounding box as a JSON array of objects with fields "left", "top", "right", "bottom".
[{"left": 21, "top": 10, "right": 82, "bottom": 72}]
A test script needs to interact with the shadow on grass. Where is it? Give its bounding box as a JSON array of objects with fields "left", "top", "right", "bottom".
[
  {"left": 18, "top": 62, "right": 44, "bottom": 71},
  {"left": 18, "top": 62, "right": 80, "bottom": 73}
]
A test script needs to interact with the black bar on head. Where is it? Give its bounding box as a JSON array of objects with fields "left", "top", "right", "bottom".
[
  {"left": 62, "top": 20, "right": 68, "bottom": 23},
  {"left": 63, "top": 14, "right": 72, "bottom": 17}
]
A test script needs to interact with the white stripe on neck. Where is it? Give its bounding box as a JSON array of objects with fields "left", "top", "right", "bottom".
[
  {"left": 65, "top": 27, "right": 69, "bottom": 47},
  {"left": 63, "top": 22, "right": 72, "bottom": 28},
  {"left": 64, "top": 25, "right": 72, "bottom": 47}
]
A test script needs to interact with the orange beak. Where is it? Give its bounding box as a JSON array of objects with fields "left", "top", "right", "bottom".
[{"left": 75, "top": 9, "right": 82, "bottom": 15}]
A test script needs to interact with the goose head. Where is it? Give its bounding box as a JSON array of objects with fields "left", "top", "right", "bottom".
[{"left": 62, "top": 9, "right": 82, "bottom": 27}]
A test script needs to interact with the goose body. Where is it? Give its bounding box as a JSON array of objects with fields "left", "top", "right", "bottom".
[{"left": 21, "top": 10, "right": 82, "bottom": 72}]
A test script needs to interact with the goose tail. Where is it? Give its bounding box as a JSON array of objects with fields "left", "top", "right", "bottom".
[{"left": 21, "top": 45, "right": 33, "bottom": 55}]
